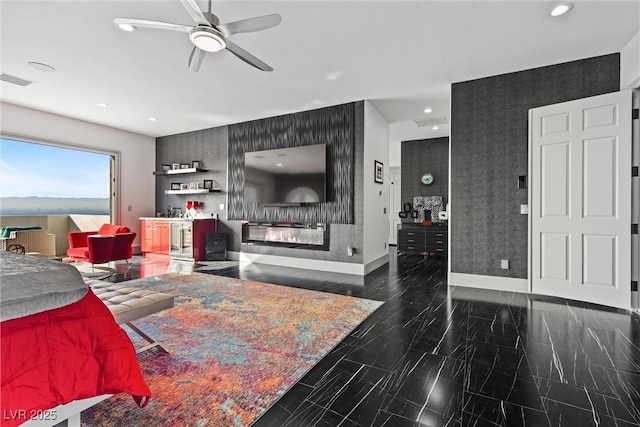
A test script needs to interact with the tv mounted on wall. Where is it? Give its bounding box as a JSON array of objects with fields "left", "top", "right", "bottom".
[{"left": 244, "top": 144, "right": 327, "bottom": 205}]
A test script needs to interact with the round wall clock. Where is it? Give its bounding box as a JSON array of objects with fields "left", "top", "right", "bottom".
[{"left": 421, "top": 173, "right": 434, "bottom": 185}]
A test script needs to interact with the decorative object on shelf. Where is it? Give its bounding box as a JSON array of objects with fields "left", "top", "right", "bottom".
[
  {"left": 192, "top": 160, "right": 201, "bottom": 168},
  {"left": 422, "top": 209, "right": 432, "bottom": 226},
  {"left": 411, "top": 210, "right": 419, "bottom": 219},
  {"left": 171, "top": 183, "right": 181, "bottom": 190},
  {"left": 162, "top": 164, "right": 171, "bottom": 171},
  {"left": 399, "top": 202, "right": 413, "bottom": 219},
  {"left": 412, "top": 195, "right": 444, "bottom": 224},
  {"left": 180, "top": 183, "right": 189, "bottom": 190},
  {"left": 189, "top": 182, "right": 197, "bottom": 190},
  {"left": 180, "top": 163, "right": 191, "bottom": 169},
  {"left": 203, "top": 179, "right": 213, "bottom": 190},
  {"left": 197, "top": 182, "right": 204, "bottom": 189},
  {"left": 421, "top": 173, "right": 434, "bottom": 185},
  {"left": 374, "top": 160, "right": 384, "bottom": 184},
  {"left": 172, "top": 163, "right": 180, "bottom": 170}
]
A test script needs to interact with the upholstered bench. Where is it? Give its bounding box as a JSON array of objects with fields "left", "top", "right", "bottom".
[{"left": 84, "top": 279, "right": 174, "bottom": 353}]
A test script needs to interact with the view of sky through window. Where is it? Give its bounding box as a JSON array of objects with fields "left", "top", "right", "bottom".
[{"left": 0, "top": 138, "right": 110, "bottom": 215}]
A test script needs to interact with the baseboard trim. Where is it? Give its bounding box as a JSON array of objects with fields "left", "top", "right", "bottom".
[
  {"left": 229, "top": 251, "right": 366, "bottom": 275},
  {"left": 449, "top": 272, "right": 529, "bottom": 293},
  {"left": 364, "top": 253, "right": 390, "bottom": 275}
]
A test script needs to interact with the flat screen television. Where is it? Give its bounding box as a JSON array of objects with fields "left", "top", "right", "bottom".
[{"left": 244, "top": 144, "right": 327, "bottom": 204}]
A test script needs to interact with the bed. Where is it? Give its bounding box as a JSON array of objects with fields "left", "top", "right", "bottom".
[{"left": 0, "top": 251, "right": 151, "bottom": 427}]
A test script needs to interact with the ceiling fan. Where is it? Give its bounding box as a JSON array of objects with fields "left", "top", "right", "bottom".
[{"left": 113, "top": 0, "right": 281, "bottom": 72}]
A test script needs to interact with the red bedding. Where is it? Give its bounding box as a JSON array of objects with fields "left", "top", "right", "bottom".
[{"left": 1, "top": 289, "right": 150, "bottom": 427}]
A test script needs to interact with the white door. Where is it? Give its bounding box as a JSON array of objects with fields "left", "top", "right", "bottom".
[
  {"left": 530, "top": 90, "right": 632, "bottom": 309},
  {"left": 388, "top": 167, "right": 401, "bottom": 245}
]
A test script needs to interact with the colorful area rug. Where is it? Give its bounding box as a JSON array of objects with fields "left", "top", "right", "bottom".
[{"left": 81, "top": 272, "right": 383, "bottom": 426}]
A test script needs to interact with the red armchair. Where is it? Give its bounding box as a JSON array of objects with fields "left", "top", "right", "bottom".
[{"left": 67, "top": 224, "right": 136, "bottom": 266}]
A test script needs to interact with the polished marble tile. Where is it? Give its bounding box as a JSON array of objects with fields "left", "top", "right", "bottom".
[{"left": 111, "top": 252, "right": 640, "bottom": 427}]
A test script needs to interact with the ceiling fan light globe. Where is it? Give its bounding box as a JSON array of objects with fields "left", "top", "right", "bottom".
[{"left": 190, "top": 27, "right": 226, "bottom": 52}]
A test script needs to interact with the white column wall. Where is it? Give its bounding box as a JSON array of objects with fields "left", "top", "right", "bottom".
[
  {"left": 621, "top": 31, "right": 640, "bottom": 89},
  {"left": 363, "top": 101, "right": 390, "bottom": 272}
]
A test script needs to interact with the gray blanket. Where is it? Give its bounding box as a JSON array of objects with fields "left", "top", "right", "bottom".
[{"left": 0, "top": 251, "right": 88, "bottom": 321}]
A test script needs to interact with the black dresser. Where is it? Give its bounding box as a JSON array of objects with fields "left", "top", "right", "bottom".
[{"left": 397, "top": 223, "right": 448, "bottom": 256}]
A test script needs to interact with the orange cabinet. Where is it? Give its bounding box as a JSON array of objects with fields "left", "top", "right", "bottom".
[{"left": 141, "top": 219, "right": 169, "bottom": 255}]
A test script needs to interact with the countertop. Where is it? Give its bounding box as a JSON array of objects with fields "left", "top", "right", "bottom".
[{"left": 139, "top": 217, "right": 217, "bottom": 221}]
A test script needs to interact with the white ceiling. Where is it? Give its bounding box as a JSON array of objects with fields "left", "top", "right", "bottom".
[{"left": 1, "top": 1, "right": 638, "bottom": 141}]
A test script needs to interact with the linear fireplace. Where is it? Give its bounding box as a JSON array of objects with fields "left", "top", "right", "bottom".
[{"left": 242, "top": 222, "right": 329, "bottom": 250}]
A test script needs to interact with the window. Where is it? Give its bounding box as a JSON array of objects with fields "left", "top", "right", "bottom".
[{"left": 0, "top": 138, "right": 112, "bottom": 215}]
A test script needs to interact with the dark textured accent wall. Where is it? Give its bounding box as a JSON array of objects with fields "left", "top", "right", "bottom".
[
  {"left": 228, "top": 103, "right": 355, "bottom": 224},
  {"left": 155, "top": 127, "right": 228, "bottom": 218},
  {"left": 450, "top": 53, "right": 620, "bottom": 279},
  {"left": 234, "top": 102, "right": 365, "bottom": 264},
  {"left": 401, "top": 137, "right": 449, "bottom": 211}
]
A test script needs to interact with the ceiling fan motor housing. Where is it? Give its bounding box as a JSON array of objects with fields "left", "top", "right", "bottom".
[{"left": 189, "top": 26, "right": 226, "bottom": 52}]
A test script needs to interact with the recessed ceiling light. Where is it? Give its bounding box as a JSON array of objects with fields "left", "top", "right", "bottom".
[
  {"left": 432, "top": 126, "right": 439, "bottom": 130},
  {"left": 149, "top": 117, "right": 158, "bottom": 121},
  {"left": 97, "top": 103, "right": 108, "bottom": 108},
  {"left": 325, "top": 71, "right": 343, "bottom": 81},
  {"left": 549, "top": 2, "right": 573, "bottom": 17},
  {"left": 424, "top": 108, "right": 432, "bottom": 114},
  {"left": 27, "top": 62, "right": 55, "bottom": 72},
  {"left": 117, "top": 23, "right": 136, "bottom": 32}
]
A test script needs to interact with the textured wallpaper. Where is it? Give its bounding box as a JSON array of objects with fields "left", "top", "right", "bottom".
[
  {"left": 228, "top": 103, "right": 356, "bottom": 224},
  {"left": 450, "top": 53, "right": 620, "bottom": 279},
  {"left": 401, "top": 137, "right": 449, "bottom": 218}
]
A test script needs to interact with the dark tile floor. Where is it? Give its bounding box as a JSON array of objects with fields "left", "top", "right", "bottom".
[{"left": 110, "top": 251, "right": 640, "bottom": 427}]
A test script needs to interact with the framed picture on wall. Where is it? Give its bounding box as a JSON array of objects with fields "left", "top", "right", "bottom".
[
  {"left": 171, "top": 182, "right": 181, "bottom": 190},
  {"left": 374, "top": 160, "right": 383, "bottom": 184}
]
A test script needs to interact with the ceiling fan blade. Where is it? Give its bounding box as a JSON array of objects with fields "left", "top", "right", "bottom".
[
  {"left": 113, "top": 18, "right": 191, "bottom": 32},
  {"left": 225, "top": 40, "right": 273, "bottom": 72},
  {"left": 178, "top": 0, "right": 210, "bottom": 25},
  {"left": 217, "top": 14, "right": 281, "bottom": 37},
  {"left": 188, "top": 46, "right": 206, "bottom": 72}
]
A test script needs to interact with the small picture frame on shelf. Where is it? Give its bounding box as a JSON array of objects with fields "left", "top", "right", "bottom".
[
  {"left": 171, "top": 182, "right": 181, "bottom": 190},
  {"left": 203, "top": 179, "right": 213, "bottom": 190},
  {"left": 180, "top": 163, "right": 191, "bottom": 169},
  {"left": 172, "top": 163, "right": 180, "bottom": 170},
  {"left": 192, "top": 160, "right": 201, "bottom": 168},
  {"left": 180, "top": 183, "right": 189, "bottom": 190},
  {"left": 162, "top": 164, "right": 171, "bottom": 171},
  {"left": 189, "top": 182, "right": 197, "bottom": 190},
  {"left": 197, "top": 182, "right": 204, "bottom": 189}
]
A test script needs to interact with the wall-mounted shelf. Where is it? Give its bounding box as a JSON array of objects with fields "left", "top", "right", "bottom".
[
  {"left": 154, "top": 168, "right": 207, "bottom": 176},
  {"left": 164, "top": 189, "right": 222, "bottom": 195}
]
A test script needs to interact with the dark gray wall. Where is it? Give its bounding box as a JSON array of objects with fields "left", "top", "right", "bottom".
[
  {"left": 228, "top": 103, "right": 355, "bottom": 224},
  {"left": 231, "top": 102, "right": 365, "bottom": 264},
  {"left": 156, "top": 127, "right": 228, "bottom": 219},
  {"left": 401, "top": 137, "right": 449, "bottom": 210},
  {"left": 155, "top": 102, "right": 365, "bottom": 264},
  {"left": 450, "top": 53, "right": 620, "bottom": 279}
]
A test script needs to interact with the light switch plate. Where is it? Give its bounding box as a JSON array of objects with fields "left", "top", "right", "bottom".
[
  {"left": 520, "top": 204, "right": 529, "bottom": 214},
  {"left": 219, "top": 204, "right": 225, "bottom": 210},
  {"left": 501, "top": 259, "right": 509, "bottom": 269}
]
